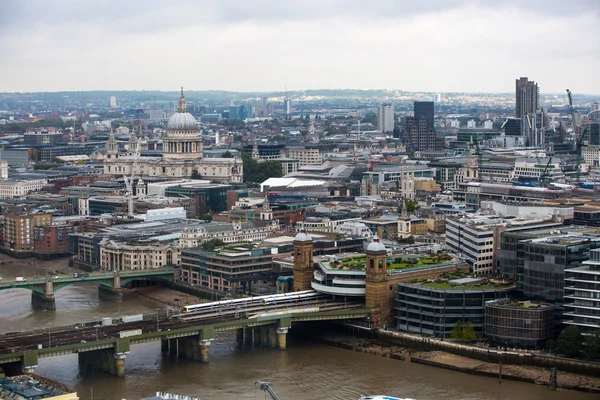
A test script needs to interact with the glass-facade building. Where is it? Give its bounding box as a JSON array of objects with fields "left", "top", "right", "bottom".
[
  {"left": 396, "top": 283, "right": 514, "bottom": 338},
  {"left": 564, "top": 249, "right": 600, "bottom": 335}
]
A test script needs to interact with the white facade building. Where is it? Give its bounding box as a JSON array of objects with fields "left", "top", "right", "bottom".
[
  {"left": 179, "top": 220, "right": 279, "bottom": 248},
  {"left": 286, "top": 147, "right": 323, "bottom": 166},
  {"left": 0, "top": 179, "right": 46, "bottom": 199},
  {"left": 377, "top": 103, "right": 394, "bottom": 133}
]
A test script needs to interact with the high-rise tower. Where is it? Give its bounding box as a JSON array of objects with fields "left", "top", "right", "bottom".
[
  {"left": 516, "top": 77, "right": 539, "bottom": 118},
  {"left": 377, "top": 103, "right": 394, "bottom": 133}
]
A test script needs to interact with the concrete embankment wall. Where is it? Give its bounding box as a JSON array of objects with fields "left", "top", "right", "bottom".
[{"left": 308, "top": 322, "right": 600, "bottom": 378}]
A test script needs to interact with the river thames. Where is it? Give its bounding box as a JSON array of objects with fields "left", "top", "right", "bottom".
[{"left": 2, "top": 284, "right": 598, "bottom": 400}]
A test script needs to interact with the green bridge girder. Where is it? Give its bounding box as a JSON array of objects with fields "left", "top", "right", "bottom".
[
  {"left": 0, "top": 269, "right": 175, "bottom": 294},
  {"left": 0, "top": 308, "right": 371, "bottom": 365}
]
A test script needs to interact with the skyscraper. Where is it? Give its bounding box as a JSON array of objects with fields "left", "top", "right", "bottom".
[
  {"left": 408, "top": 101, "right": 437, "bottom": 152},
  {"left": 284, "top": 99, "right": 292, "bottom": 115},
  {"left": 414, "top": 101, "right": 434, "bottom": 131},
  {"left": 515, "top": 77, "right": 539, "bottom": 118},
  {"left": 377, "top": 103, "right": 394, "bottom": 132},
  {"left": 109, "top": 96, "right": 117, "bottom": 108}
]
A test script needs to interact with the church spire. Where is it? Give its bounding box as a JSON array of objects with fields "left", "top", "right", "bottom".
[{"left": 178, "top": 86, "right": 187, "bottom": 113}]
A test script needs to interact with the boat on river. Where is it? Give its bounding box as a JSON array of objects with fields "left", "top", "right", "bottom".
[{"left": 360, "top": 396, "right": 415, "bottom": 400}]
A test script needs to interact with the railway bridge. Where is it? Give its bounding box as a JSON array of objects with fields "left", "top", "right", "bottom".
[
  {"left": 0, "top": 269, "right": 175, "bottom": 310},
  {"left": 0, "top": 291, "right": 370, "bottom": 378}
]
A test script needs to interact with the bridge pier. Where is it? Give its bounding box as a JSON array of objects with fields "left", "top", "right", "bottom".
[
  {"left": 199, "top": 340, "right": 211, "bottom": 363},
  {"left": 253, "top": 328, "right": 262, "bottom": 345},
  {"left": 276, "top": 328, "right": 288, "bottom": 350},
  {"left": 269, "top": 327, "right": 277, "bottom": 348},
  {"left": 31, "top": 291, "right": 56, "bottom": 310},
  {"left": 261, "top": 327, "right": 269, "bottom": 346},
  {"left": 114, "top": 354, "right": 126, "bottom": 378},
  {"left": 161, "top": 338, "right": 169, "bottom": 353},
  {"left": 236, "top": 328, "right": 244, "bottom": 345},
  {"left": 170, "top": 339, "right": 179, "bottom": 355}
]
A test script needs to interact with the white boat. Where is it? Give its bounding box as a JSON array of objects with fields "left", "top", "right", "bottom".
[{"left": 360, "top": 396, "right": 414, "bottom": 400}]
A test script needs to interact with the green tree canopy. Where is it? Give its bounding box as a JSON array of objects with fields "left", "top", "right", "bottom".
[
  {"left": 241, "top": 152, "right": 282, "bottom": 184},
  {"left": 583, "top": 334, "right": 600, "bottom": 361},
  {"left": 221, "top": 151, "right": 234, "bottom": 158},
  {"left": 462, "top": 321, "right": 477, "bottom": 342},
  {"left": 450, "top": 321, "right": 463, "bottom": 340},
  {"left": 555, "top": 326, "right": 583, "bottom": 358},
  {"left": 201, "top": 238, "right": 225, "bottom": 252}
]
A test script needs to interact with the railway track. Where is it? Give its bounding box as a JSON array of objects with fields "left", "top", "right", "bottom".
[{"left": 0, "top": 298, "right": 364, "bottom": 354}]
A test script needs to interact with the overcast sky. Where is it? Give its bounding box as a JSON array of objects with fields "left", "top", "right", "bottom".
[{"left": 1, "top": 0, "right": 599, "bottom": 94}]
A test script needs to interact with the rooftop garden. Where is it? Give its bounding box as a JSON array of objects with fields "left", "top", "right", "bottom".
[
  {"left": 328, "top": 253, "right": 454, "bottom": 271},
  {"left": 409, "top": 271, "right": 515, "bottom": 290}
]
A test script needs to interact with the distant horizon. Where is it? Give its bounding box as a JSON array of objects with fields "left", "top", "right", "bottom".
[{"left": 1, "top": 88, "right": 598, "bottom": 97}]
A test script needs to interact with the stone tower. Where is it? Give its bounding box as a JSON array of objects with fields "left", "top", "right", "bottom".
[
  {"left": 259, "top": 194, "right": 273, "bottom": 221},
  {"left": 365, "top": 236, "right": 390, "bottom": 327},
  {"left": 292, "top": 230, "right": 313, "bottom": 291}
]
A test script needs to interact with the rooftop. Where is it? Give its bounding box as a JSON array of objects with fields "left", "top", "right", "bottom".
[
  {"left": 325, "top": 253, "right": 456, "bottom": 272},
  {"left": 0, "top": 375, "right": 76, "bottom": 400},
  {"left": 487, "top": 299, "right": 553, "bottom": 310},
  {"left": 408, "top": 271, "right": 515, "bottom": 290}
]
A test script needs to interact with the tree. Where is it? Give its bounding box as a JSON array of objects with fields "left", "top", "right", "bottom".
[
  {"left": 404, "top": 199, "right": 420, "bottom": 213},
  {"left": 221, "top": 151, "right": 234, "bottom": 158},
  {"left": 462, "top": 321, "right": 477, "bottom": 342},
  {"left": 450, "top": 321, "right": 463, "bottom": 340},
  {"left": 191, "top": 169, "right": 201, "bottom": 179},
  {"left": 201, "top": 238, "right": 225, "bottom": 252},
  {"left": 583, "top": 334, "right": 600, "bottom": 361},
  {"left": 555, "top": 326, "right": 583, "bottom": 358},
  {"left": 241, "top": 152, "right": 282, "bottom": 184}
]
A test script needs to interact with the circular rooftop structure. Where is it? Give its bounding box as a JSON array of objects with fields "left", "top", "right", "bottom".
[
  {"left": 294, "top": 230, "right": 312, "bottom": 242},
  {"left": 367, "top": 236, "right": 386, "bottom": 252},
  {"left": 167, "top": 87, "right": 199, "bottom": 131}
]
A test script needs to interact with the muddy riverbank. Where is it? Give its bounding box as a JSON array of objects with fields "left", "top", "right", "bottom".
[{"left": 311, "top": 332, "right": 600, "bottom": 394}]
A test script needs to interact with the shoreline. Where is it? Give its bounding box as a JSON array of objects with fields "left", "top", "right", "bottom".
[{"left": 308, "top": 332, "right": 600, "bottom": 394}]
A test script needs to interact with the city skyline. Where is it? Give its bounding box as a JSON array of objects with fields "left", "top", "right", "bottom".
[{"left": 1, "top": 0, "right": 599, "bottom": 94}]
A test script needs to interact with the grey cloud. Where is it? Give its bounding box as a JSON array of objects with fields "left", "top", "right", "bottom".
[{"left": 4, "top": 0, "right": 597, "bottom": 33}]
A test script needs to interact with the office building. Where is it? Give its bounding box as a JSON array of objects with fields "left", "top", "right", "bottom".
[
  {"left": 484, "top": 299, "right": 554, "bottom": 348},
  {"left": 377, "top": 103, "right": 394, "bottom": 133},
  {"left": 408, "top": 101, "right": 436, "bottom": 152},
  {"left": 414, "top": 101, "right": 434, "bottom": 131},
  {"left": 497, "top": 229, "right": 600, "bottom": 302},
  {"left": 0, "top": 178, "right": 47, "bottom": 199},
  {"left": 110, "top": 96, "right": 117, "bottom": 108},
  {"left": 396, "top": 278, "right": 514, "bottom": 337},
  {"left": 23, "top": 128, "right": 63, "bottom": 146},
  {"left": 447, "top": 212, "right": 563, "bottom": 275},
  {"left": 180, "top": 244, "right": 274, "bottom": 293},
  {"left": 516, "top": 77, "right": 539, "bottom": 118},
  {"left": 564, "top": 248, "right": 600, "bottom": 335}
]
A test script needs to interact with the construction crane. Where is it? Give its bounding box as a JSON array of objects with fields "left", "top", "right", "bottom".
[
  {"left": 539, "top": 156, "right": 553, "bottom": 188},
  {"left": 256, "top": 381, "right": 280, "bottom": 400},
  {"left": 566, "top": 89, "right": 590, "bottom": 182}
]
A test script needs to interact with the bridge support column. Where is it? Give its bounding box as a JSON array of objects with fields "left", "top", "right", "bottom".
[
  {"left": 161, "top": 339, "right": 169, "bottom": 353},
  {"left": 269, "top": 327, "right": 277, "bottom": 348},
  {"left": 276, "top": 328, "right": 288, "bottom": 350},
  {"left": 184, "top": 338, "right": 194, "bottom": 359},
  {"left": 236, "top": 328, "right": 244, "bottom": 345},
  {"left": 261, "top": 327, "right": 269, "bottom": 346},
  {"left": 21, "top": 351, "right": 38, "bottom": 375},
  {"left": 101, "top": 351, "right": 111, "bottom": 372},
  {"left": 170, "top": 339, "right": 179, "bottom": 355},
  {"left": 31, "top": 291, "right": 56, "bottom": 310},
  {"left": 199, "top": 340, "right": 211, "bottom": 363},
  {"left": 113, "top": 354, "right": 126, "bottom": 378},
  {"left": 253, "top": 328, "right": 261, "bottom": 345}
]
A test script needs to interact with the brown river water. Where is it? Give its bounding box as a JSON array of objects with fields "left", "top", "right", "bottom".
[{"left": 0, "top": 284, "right": 598, "bottom": 400}]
